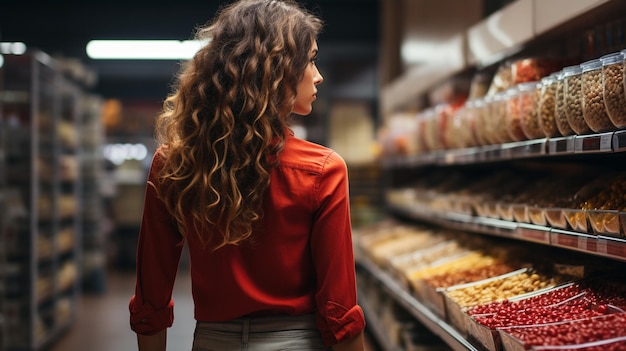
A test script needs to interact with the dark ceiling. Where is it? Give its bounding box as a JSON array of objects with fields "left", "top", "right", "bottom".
[{"left": 0, "top": 0, "right": 380, "bottom": 101}]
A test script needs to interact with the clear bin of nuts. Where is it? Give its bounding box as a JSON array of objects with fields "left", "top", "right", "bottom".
[
  {"left": 587, "top": 209, "right": 621, "bottom": 237},
  {"left": 421, "top": 107, "right": 442, "bottom": 151},
  {"left": 538, "top": 73, "right": 559, "bottom": 138},
  {"left": 563, "top": 64, "right": 590, "bottom": 135},
  {"left": 443, "top": 268, "right": 558, "bottom": 336},
  {"left": 505, "top": 86, "right": 526, "bottom": 142},
  {"left": 473, "top": 98, "right": 490, "bottom": 146},
  {"left": 581, "top": 58, "right": 616, "bottom": 133},
  {"left": 499, "top": 314, "right": 626, "bottom": 351},
  {"left": 492, "top": 91, "right": 513, "bottom": 144},
  {"left": 601, "top": 51, "right": 626, "bottom": 128},
  {"left": 554, "top": 71, "right": 575, "bottom": 136},
  {"left": 461, "top": 99, "right": 480, "bottom": 147},
  {"left": 518, "top": 81, "right": 543, "bottom": 140}
]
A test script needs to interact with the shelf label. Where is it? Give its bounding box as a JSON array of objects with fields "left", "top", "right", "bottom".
[
  {"left": 578, "top": 236, "right": 587, "bottom": 250},
  {"left": 597, "top": 238, "right": 608, "bottom": 255},
  {"left": 551, "top": 229, "right": 579, "bottom": 249},
  {"left": 598, "top": 236, "right": 626, "bottom": 260},
  {"left": 574, "top": 132, "right": 614, "bottom": 153},
  {"left": 613, "top": 130, "right": 626, "bottom": 152},
  {"left": 517, "top": 224, "right": 550, "bottom": 244},
  {"left": 522, "top": 139, "right": 548, "bottom": 156},
  {"left": 548, "top": 136, "right": 575, "bottom": 154}
]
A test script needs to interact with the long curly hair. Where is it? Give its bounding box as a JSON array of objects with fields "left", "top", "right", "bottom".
[{"left": 154, "top": 0, "right": 323, "bottom": 250}]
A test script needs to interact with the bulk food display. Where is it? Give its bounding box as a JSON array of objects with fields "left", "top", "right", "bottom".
[
  {"left": 382, "top": 49, "right": 626, "bottom": 158},
  {"left": 369, "top": 3, "right": 626, "bottom": 351},
  {"left": 371, "top": 48, "right": 626, "bottom": 351}
]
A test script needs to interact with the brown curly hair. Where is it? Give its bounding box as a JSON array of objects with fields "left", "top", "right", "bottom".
[{"left": 154, "top": 0, "right": 323, "bottom": 250}]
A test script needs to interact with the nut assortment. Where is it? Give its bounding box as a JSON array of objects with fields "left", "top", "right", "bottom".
[
  {"left": 538, "top": 74, "right": 559, "bottom": 138},
  {"left": 602, "top": 51, "right": 626, "bottom": 128},
  {"left": 445, "top": 270, "right": 556, "bottom": 308},
  {"left": 555, "top": 72, "right": 575, "bottom": 136},
  {"left": 501, "top": 313, "right": 626, "bottom": 349},
  {"left": 379, "top": 52, "right": 626, "bottom": 159},
  {"left": 505, "top": 87, "right": 526, "bottom": 141},
  {"left": 518, "top": 81, "right": 544, "bottom": 139},
  {"left": 564, "top": 65, "right": 591, "bottom": 134},
  {"left": 581, "top": 58, "right": 616, "bottom": 132}
]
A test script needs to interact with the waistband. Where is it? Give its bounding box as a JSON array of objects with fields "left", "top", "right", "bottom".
[{"left": 196, "top": 314, "right": 317, "bottom": 333}]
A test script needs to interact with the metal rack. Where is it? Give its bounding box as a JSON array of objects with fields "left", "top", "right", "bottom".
[{"left": 0, "top": 51, "right": 82, "bottom": 351}]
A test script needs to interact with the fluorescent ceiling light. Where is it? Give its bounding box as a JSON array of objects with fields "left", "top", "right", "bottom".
[
  {"left": 0, "top": 42, "right": 27, "bottom": 55},
  {"left": 86, "top": 39, "right": 209, "bottom": 60}
]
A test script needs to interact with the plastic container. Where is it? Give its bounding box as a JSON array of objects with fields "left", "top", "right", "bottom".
[
  {"left": 538, "top": 73, "right": 559, "bottom": 138},
  {"left": 481, "top": 95, "right": 500, "bottom": 145},
  {"left": 421, "top": 107, "right": 442, "bottom": 151},
  {"left": 492, "top": 91, "right": 513, "bottom": 143},
  {"left": 505, "top": 86, "right": 526, "bottom": 141},
  {"left": 563, "top": 65, "right": 591, "bottom": 134},
  {"left": 587, "top": 209, "right": 621, "bottom": 237},
  {"left": 442, "top": 104, "right": 463, "bottom": 150},
  {"left": 601, "top": 51, "right": 626, "bottom": 128},
  {"left": 460, "top": 99, "right": 480, "bottom": 148},
  {"left": 554, "top": 71, "right": 575, "bottom": 136},
  {"left": 473, "top": 98, "right": 491, "bottom": 146},
  {"left": 518, "top": 81, "right": 544, "bottom": 140},
  {"left": 581, "top": 58, "right": 615, "bottom": 133}
]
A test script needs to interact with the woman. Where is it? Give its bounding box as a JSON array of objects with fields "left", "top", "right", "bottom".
[{"left": 128, "top": 0, "right": 366, "bottom": 350}]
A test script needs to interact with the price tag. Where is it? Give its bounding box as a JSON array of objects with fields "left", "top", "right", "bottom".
[
  {"left": 548, "top": 136, "right": 575, "bottom": 154},
  {"left": 574, "top": 132, "right": 614, "bottom": 153},
  {"left": 597, "top": 238, "right": 608, "bottom": 255},
  {"left": 578, "top": 236, "right": 588, "bottom": 250},
  {"left": 613, "top": 130, "right": 626, "bottom": 151}
]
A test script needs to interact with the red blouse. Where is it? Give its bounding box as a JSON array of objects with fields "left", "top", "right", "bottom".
[{"left": 129, "top": 133, "right": 365, "bottom": 346}]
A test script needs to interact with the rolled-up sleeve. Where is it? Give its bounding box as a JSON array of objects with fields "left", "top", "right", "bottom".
[
  {"left": 129, "top": 153, "right": 184, "bottom": 335},
  {"left": 310, "top": 151, "right": 366, "bottom": 346}
]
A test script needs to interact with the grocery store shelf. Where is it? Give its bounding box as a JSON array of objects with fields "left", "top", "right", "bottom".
[
  {"left": 356, "top": 254, "right": 480, "bottom": 351},
  {"left": 380, "top": 0, "right": 622, "bottom": 114},
  {"left": 382, "top": 130, "right": 626, "bottom": 168},
  {"left": 388, "top": 205, "right": 626, "bottom": 262},
  {"left": 357, "top": 290, "right": 402, "bottom": 351}
]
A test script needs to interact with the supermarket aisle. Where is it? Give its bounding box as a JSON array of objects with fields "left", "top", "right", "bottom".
[
  {"left": 51, "top": 269, "right": 378, "bottom": 351},
  {"left": 50, "top": 270, "right": 195, "bottom": 351}
]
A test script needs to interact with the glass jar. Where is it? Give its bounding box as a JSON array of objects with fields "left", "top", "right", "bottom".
[
  {"left": 492, "top": 91, "right": 512, "bottom": 143},
  {"left": 601, "top": 51, "right": 626, "bottom": 128},
  {"left": 435, "top": 104, "right": 452, "bottom": 150},
  {"left": 554, "top": 70, "right": 574, "bottom": 136},
  {"left": 563, "top": 64, "right": 590, "bottom": 134},
  {"left": 581, "top": 58, "right": 615, "bottom": 133},
  {"left": 472, "top": 98, "right": 489, "bottom": 146},
  {"left": 518, "top": 81, "right": 543, "bottom": 140},
  {"left": 482, "top": 95, "right": 499, "bottom": 145},
  {"left": 462, "top": 100, "right": 479, "bottom": 147},
  {"left": 421, "top": 107, "right": 441, "bottom": 152},
  {"left": 413, "top": 111, "right": 427, "bottom": 154},
  {"left": 538, "top": 73, "right": 559, "bottom": 138},
  {"left": 505, "top": 86, "right": 526, "bottom": 141},
  {"left": 443, "top": 104, "right": 463, "bottom": 149}
]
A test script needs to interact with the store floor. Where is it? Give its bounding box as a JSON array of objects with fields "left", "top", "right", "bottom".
[{"left": 50, "top": 269, "right": 379, "bottom": 351}]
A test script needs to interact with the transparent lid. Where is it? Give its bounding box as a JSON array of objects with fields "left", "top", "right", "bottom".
[
  {"left": 541, "top": 73, "right": 556, "bottom": 84},
  {"left": 581, "top": 58, "right": 602, "bottom": 72},
  {"left": 600, "top": 51, "right": 624, "bottom": 65},
  {"left": 517, "top": 81, "right": 540, "bottom": 92},
  {"left": 562, "top": 64, "right": 582, "bottom": 77}
]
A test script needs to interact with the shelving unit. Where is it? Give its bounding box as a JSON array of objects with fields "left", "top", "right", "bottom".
[
  {"left": 0, "top": 51, "right": 81, "bottom": 351},
  {"left": 1, "top": 51, "right": 7, "bottom": 351},
  {"left": 380, "top": 0, "right": 626, "bottom": 116},
  {"left": 77, "top": 94, "right": 107, "bottom": 294},
  {"left": 364, "top": 0, "right": 626, "bottom": 350}
]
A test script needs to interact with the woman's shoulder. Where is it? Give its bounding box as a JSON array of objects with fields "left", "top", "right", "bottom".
[{"left": 282, "top": 135, "right": 347, "bottom": 171}]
